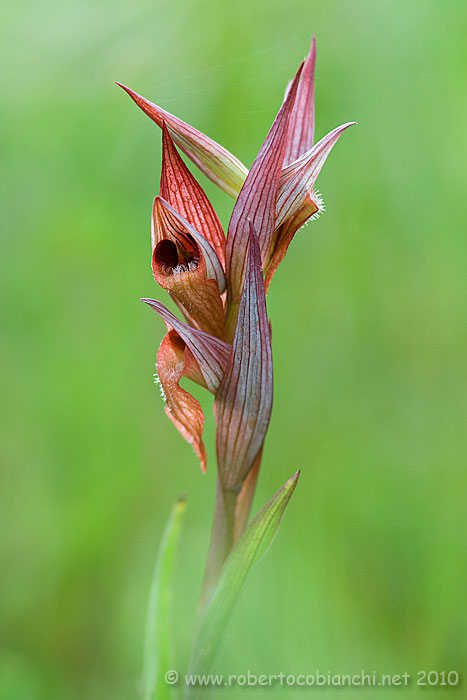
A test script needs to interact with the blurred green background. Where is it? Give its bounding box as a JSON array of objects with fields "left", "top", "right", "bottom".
[{"left": 1, "top": 0, "right": 466, "bottom": 697}]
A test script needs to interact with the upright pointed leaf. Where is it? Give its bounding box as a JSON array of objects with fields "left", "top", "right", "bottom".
[
  {"left": 117, "top": 83, "right": 248, "bottom": 197},
  {"left": 284, "top": 36, "right": 316, "bottom": 165},
  {"left": 142, "top": 298, "right": 230, "bottom": 393},
  {"left": 215, "top": 225, "right": 273, "bottom": 492},
  {"left": 143, "top": 497, "right": 186, "bottom": 700},
  {"left": 160, "top": 123, "right": 226, "bottom": 265},
  {"left": 225, "top": 63, "right": 303, "bottom": 331},
  {"left": 187, "top": 472, "right": 299, "bottom": 687}
]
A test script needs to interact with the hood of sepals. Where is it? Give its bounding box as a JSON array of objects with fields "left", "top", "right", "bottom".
[
  {"left": 152, "top": 196, "right": 226, "bottom": 294},
  {"left": 150, "top": 194, "right": 227, "bottom": 340}
]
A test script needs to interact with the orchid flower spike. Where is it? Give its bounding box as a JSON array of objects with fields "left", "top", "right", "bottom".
[{"left": 120, "top": 37, "right": 355, "bottom": 479}]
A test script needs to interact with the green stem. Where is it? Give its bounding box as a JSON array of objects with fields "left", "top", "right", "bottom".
[
  {"left": 197, "top": 451, "right": 263, "bottom": 612},
  {"left": 233, "top": 450, "right": 262, "bottom": 540},
  {"left": 198, "top": 480, "right": 237, "bottom": 611}
]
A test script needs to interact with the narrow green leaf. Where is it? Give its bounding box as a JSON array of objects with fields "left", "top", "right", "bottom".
[
  {"left": 186, "top": 472, "right": 299, "bottom": 688},
  {"left": 142, "top": 497, "right": 186, "bottom": 700}
]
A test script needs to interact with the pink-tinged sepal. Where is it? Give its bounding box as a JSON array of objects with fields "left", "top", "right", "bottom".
[
  {"left": 277, "top": 122, "right": 355, "bottom": 227},
  {"left": 160, "top": 123, "right": 226, "bottom": 266},
  {"left": 215, "top": 224, "right": 273, "bottom": 492},
  {"left": 265, "top": 189, "right": 321, "bottom": 292},
  {"left": 264, "top": 122, "right": 355, "bottom": 290},
  {"left": 156, "top": 330, "right": 207, "bottom": 472},
  {"left": 284, "top": 36, "right": 316, "bottom": 165},
  {"left": 117, "top": 83, "right": 248, "bottom": 198},
  {"left": 151, "top": 196, "right": 227, "bottom": 339},
  {"left": 142, "top": 298, "right": 230, "bottom": 393},
  {"left": 225, "top": 62, "right": 304, "bottom": 336}
]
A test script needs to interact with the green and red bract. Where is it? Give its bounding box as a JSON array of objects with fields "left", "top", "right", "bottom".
[
  {"left": 215, "top": 225, "right": 273, "bottom": 493},
  {"left": 283, "top": 35, "right": 316, "bottom": 165},
  {"left": 225, "top": 62, "right": 303, "bottom": 333}
]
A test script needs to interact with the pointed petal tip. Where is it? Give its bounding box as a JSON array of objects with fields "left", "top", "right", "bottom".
[
  {"left": 116, "top": 81, "right": 130, "bottom": 93},
  {"left": 289, "top": 470, "right": 300, "bottom": 485},
  {"left": 285, "top": 60, "right": 305, "bottom": 98},
  {"left": 296, "top": 60, "right": 305, "bottom": 80},
  {"left": 332, "top": 120, "right": 357, "bottom": 132},
  {"left": 335, "top": 121, "right": 357, "bottom": 132},
  {"left": 116, "top": 82, "right": 149, "bottom": 106},
  {"left": 116, "top": 82, "right": 149, "bottom": 109},
  {"left": 308, "top": 35, "right": 316, "bottom": 55},
  {"left": 336, "top": 120, "right": 357, "bottom": 136}
]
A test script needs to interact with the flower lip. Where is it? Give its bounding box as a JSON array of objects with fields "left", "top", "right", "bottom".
[
  {"left": 150, "top": 195, "right": 227, "bottom": 339},
  {"left": 153, "top": 195, "right": 226, "bottom": 294},
  {"left": 153, "top": 239, "right": 178, "bottom": 271},
  {"left": 153, "top": 238, "right": 200, "bottom": 275}
]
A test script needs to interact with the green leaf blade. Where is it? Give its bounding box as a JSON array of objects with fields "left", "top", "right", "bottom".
[
  {"left": 143, "top": 497, "right": 186, "bottom": 700},
  {"left": 187, "top": 471, "right": 299, "bottom": 689}
]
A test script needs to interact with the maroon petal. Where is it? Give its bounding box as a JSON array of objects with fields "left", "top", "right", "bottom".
[
  {"left": 117, "top": 83, "right": 247, "bottom": 197},
  {"left": 142, "top": 298, "right": 230, "bottom": 393},
  {"left": 225, "top": 62, "right": 303, "bottom": 336},
  {"left": 160, "top": 123, "right": 226, "bottom": 265},
  {"left": 215, "top": 224, "right": 273, "bottom": 492},
  {"left": 284, "top": 36, "right": 316, "bottom": 166}
]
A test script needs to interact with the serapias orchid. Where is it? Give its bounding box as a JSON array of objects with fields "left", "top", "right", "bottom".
[{"left": 120, "top": 37, "right": 355, "bottom": 593}]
